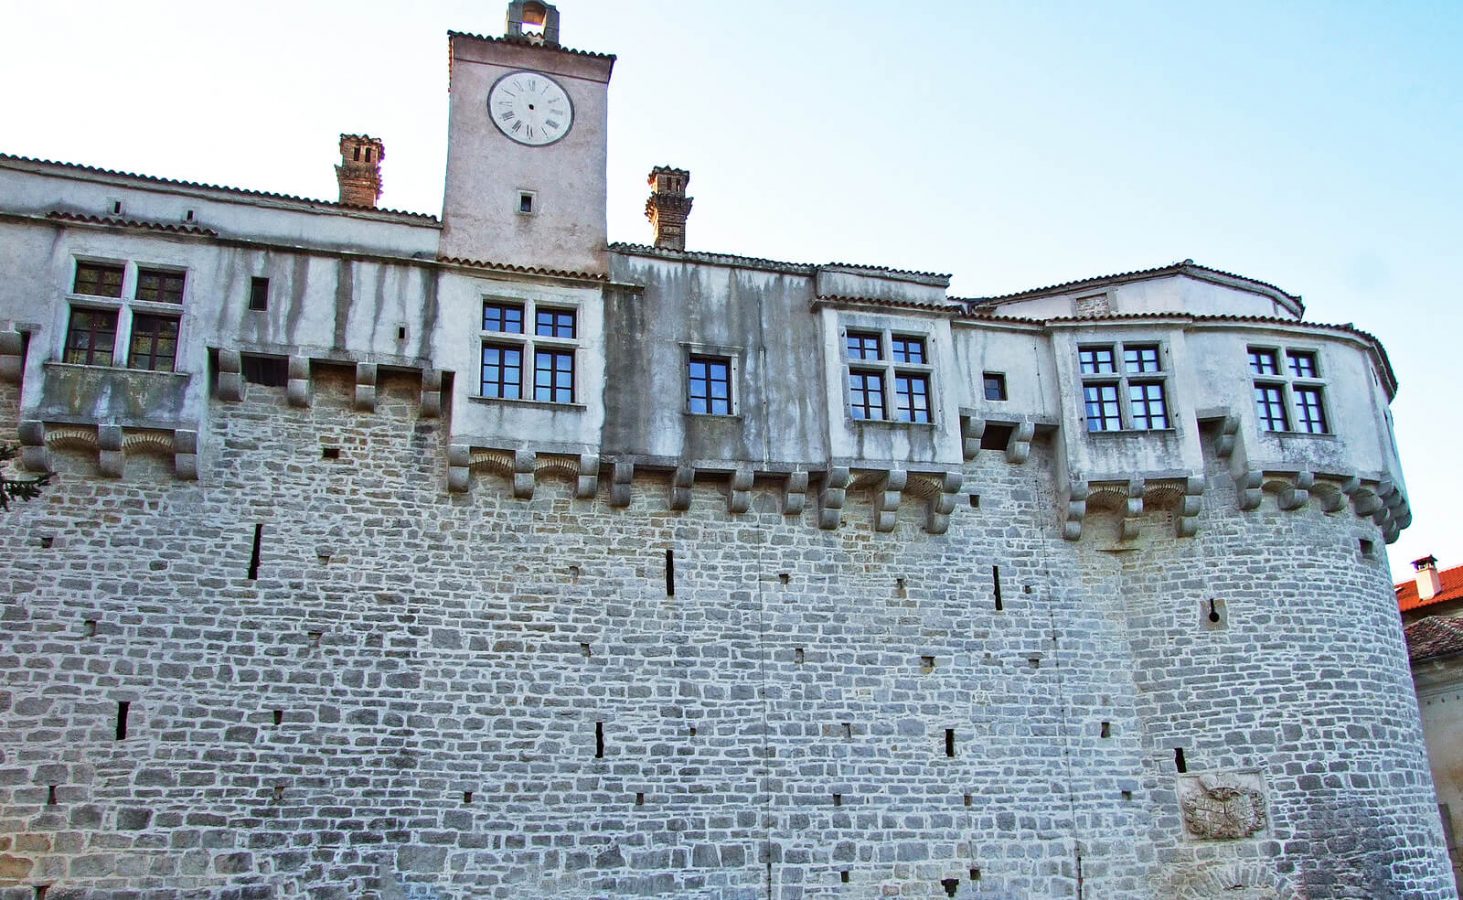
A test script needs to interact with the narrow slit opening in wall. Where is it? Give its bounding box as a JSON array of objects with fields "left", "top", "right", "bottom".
[
  {"left": 921, "top": 655, "right": 935, "bottom": 673},
  {"left": 463, "top": 791, "right": 473, "bottom": 804},
  {"left": 794, "top": 647, "right": 805, "bottom": 665},
  {"left": 580, "top": 642, "right": 592, "bottom": 658},
  {"left": 321, "top": 447, "right": 341, "bottom": 460},
  {"left": 47, "top": 785, "right": 57, "bottom": 805},
  {"left": 83, "top": 618, "right": 97, "bottom": 637},
  {"left": 185, "top": 209, "right": 195, "bottom": 223},
  {"left": 945, "top": 728, "right": 956, "bottom": 758},
  {"left": 688, "top": 724, "right": 696, "bottom": 738},
  {"left": 635, "top": 792, "right": 645, "bottom": 806},
  {"left": 832, "top": 793, "right": 842, "bottom": 806},
  {"left": 1207, "top": 599, "right": 1221, "bottom": 624},
  {"left": 969, "top": 867, "right": 981, "bottom": 881},
  {"left": 273, "top": 784, "right": 285, "bottom": 801},
  {"left": 247, "top": 524, "right": 263, "bottom": 580},
  {"left": 35, "top": 886, "right": 49, "bottom": 900},
  {"left": 778, "top": 572, "right": 790, "bottom": 585},
  {"left": 968, "top": 493, "right": 980, "bottom": 508},
  {"left": 396, "top": 325, "right": 407, "bottom": 341},
  {"left": 841, "top": 722, "right": 851, "bottom": 739},
  {"left": 39, "top": 535, "right": 53, "bottom": 549},
  {"left": 963, "top": 793, "right": 972, "bottom": 807},
  {"left": 840, "top": 871, "right": 850, "bottom": 884},
  {"left": 664, "top": 549, "right": 675, "bottom": 597},
  {"left": 595, "top": 722, "right": 604, "bottom": 759},
  {"left": 273, "top": 709, "right": 283, "bottom": 726},
  {"left": 1359, "top": 538, "right": 1375, "bottom": 557},
  {"left": 111, "top": 200, "right": 122, "bottom": 215},
  {"left": 1174, "top": 747, "right": 1187, "bottom": 773},
  {"left": 1121, "top": 789, "right": 1133, "bottom": 802},
  {"left": 993, "top": 565, "right": 1003, "bottom": 611},
  {"left": 1100, "top": 721, "right": 1111, "bottom": 738},
  {"left": 115, "top": 701, "right": 130, "bottom": 740},
  {"left": 942, "top": 877, "right": 960, "bottom": 897}
]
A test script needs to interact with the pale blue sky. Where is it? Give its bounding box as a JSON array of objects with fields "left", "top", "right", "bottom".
[{"left": 1, "top": 1, "right": 1458, "bottom": 581}]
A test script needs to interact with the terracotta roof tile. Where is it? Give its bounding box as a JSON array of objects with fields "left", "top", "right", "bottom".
[
  {"left": 1, "top": 153, "right": 439, "bottom": 222},
  {"left": 1397, "top": 564, "right": 1463, "bottom": 613},
  {"left": 967, "top": 260, "right": 1303, "bottom": 309},
  {"left": 610, "top": 243, "right": 949, "bottom": 282},
  {"left": 437, "top": 255, "right": 608, "bottom": 283},
  {"left": 1403, "top": 615, "right": 1463, "bottom": 663},
  {"left": 813, "top": 295, "right": 963, "bottom": 314},
  {"left": 46, "top": 211, "right": 218, "bottom": 237},
  {"left": 447, "top": 31, "right": 616, "bottom": 61}
]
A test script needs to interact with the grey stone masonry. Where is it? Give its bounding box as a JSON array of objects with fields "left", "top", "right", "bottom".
[{"left": 0, "top": 369, "right": 1451, "bottom": 898}]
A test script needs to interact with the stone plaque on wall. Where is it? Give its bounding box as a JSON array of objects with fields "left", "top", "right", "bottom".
[{"left": 1178, "top": 771, "right": 1268, "bottom": 840}]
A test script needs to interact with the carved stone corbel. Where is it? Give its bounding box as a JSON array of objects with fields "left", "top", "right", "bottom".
[
  {"left": 216, "top": 350, "right": 244, "bottom": 401},
  {"left": 173, "top": 429, "right": 199, "bottom": 481},
  {"left": 670, "top": 465, "right": 695, "bottom": 511},
  {"left": 97, "top": 424, "right": 124, "bottom": 479},
  {"left": 512, "top": 449, "right": 535, "bottom": 500},
  {"left": 1176, "top": 476, "right": 1204, "bottom": 538},
  {"left": 609, "top": 461, "right": 634, "bottom": 507},
  {"left": 1061, "top": 479, "right": 1088, "bottom": 541},
  {"left": 873, "top": 468, "right": 907, "bottom": 533},
  {"left": 924, "top": 470, "right": 963, "bottom": 535},
  {"left": 1279, "top": 471, "right": 1313, "bottom": 511},
  {"left": 17, "top": 420, "right": 49, "bottom": 473},
  {"left": 446, "top": 444, "right": 471, "bottom": 493},
  {"left": 818, "top": 467, "right": 850, "bottom": 530},
  {"left": 420, "top": 368, "right": 442, "bottom": 418},
  {"left": 1215, "top": 415, "right": 1241, "bottom": 459},
  {"left": 783, "top": 471, "right": 808, "bottom": 516},
  {"left": 286, "top": 356, "right": 311, "bottom": 407},
  {"left": 728, "top": 465, "right": 753, "bottom": 515},
  {"left": 1006, "top": 422, "right": 1035, "bottom": 464},
  {"left": 0, "top": 330, "right": 23, "bottom": 383},
  {"left": 576, "top": 454, "right": 600, "bottom": 499},
  {"left": 1120, "top": 477, "right": 1144, "bottom": 541},
  {"left": 1233, "top": 469, "right": 1262, "bottom": 511},
  {"left": 354, "top": 363, "right": 377, "bottom": 412}
]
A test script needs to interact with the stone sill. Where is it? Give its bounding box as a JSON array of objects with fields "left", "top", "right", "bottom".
[{"left": 468, "top": 395, "right": 586, "bottom": 412}]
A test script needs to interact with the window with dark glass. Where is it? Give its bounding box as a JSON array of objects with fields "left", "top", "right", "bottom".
[
  {"left": 894, "top": 373, "right": 930, "bottom": 423},
  {"left": 1288, "top": 351, "right": 1318, "bottom": 379},
  {"left": 1248, "top": 348, "right": 1280, "bottom": 376},
  {"left": 1083, "top": 384, "right": 1122, "bottom": 431},
  {"left": 241, "top": 354, "right": 288, "bottom": 387},
  {"left": 848, "top": 370, "right": 885, "bottom": 420},
  {"left": 127, "top": 314, "right": 180, "bottom": 371},
  {"left": 249, "top": 277, "right": 270, "bottom": 311},
  {"left": 1249, "top": 346, "right": 1327, "bottom": 434},
  {"left": 534, "top": 349, "right": 574, "bottom": 403},
  {"left": 535, "top": 308, "right": 575, "bottom": 338},
  {"left": 481, "top": 344, "right": 523, "bottom": 399},
  {"left": 73, "top": 262, "right": 124, "bottom": 298},
  {"left": 482, "top": 301, "right": 524, "bottom": 334},
  {"left": 688, "top": 355, "right": 731, "bottom": 415},
  {"left": 135, "top": 268, "right": 184, "bottom": 303},
  {"left": 64, "top": 308, "right": 118, "bottom": 365},
  {"left": 983, "top": 372, "right": 1007, "bottom": 401}
]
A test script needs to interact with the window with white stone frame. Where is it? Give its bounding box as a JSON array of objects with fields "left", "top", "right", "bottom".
[
  {"left": 478, "top": 298, "right": 579, "bottom": 404},
  {"left": 843, "top": 328, "right": 934, "bottom": 423},
  {"left": 1078, "top": 341, "right": 1170, "bottom": 432},
  {"left": 1248, "top": 346, "right": 1328, "bottom": 434},
  {"left": 63, "top": 258, "right": 185, "bottom": 372}
]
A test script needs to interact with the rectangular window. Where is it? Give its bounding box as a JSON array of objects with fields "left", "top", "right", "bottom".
[
  {"left": 1250, "top": 346, "right": 1328, "bottom": 434},
  {"left": 688, "top": 355, "right": 732, "bottom": 415},
  {"left": 891, "top": 336, "right": 925, "bottom": 365},
  {"left": 1288, "top": 351, "right": 1318, "bottom": 379},
  {"left": 64, "top": 308, "right": 118, "bottom": 365},
  {"left": 983, "top": 372, "right": 1007, "bottom": 401},
  {"left": 481, "top": 344, "right": 523, "bottom": 399},
  {"left": 1248, "top": 348, "right": 1280, "bottom": 376},
  {"left": 534, "top": 349, "right": 574, "bottom": 403},
  {"left": 1079, "top": 346, "right": 1116, "bottom": 374},
  {"left": 848, "top": 370, "right": 885, "bottom": 420},
  {"left": 1123, "top": 345, "right": 1160, "bottom": 373},
  {"left": 1293, "top": 386, "right": 1327, "bottom": 434},
  {"left": 846, "top": 332, "right": 881, "bottom": 361},
  {"left": 73, "top": 261, "right": 124, "bottom": 298},
  {"left": 1083, "top": 383, "right": 1122, "bottom": 431},
  {"left": 1128, "top": 381, "right": 1169, "bottom": 430},
  {"left": 535, "top": 308, "right": 576, "bottom": 338},
  {"left": 241, "top": 354, "right": 288, "bottom": 387},
  {"left": 482, "top": 301, "right": 524, "bottom": 334},
  {"left": 248, "top": 277, "right": 270, "bottom": 311},
  {"left": 127, "top": 314, "right": 180, "bottom": 371},
  {"left": 1254, "top": 384, "right": 1289, "bottom": 431},
  {"left": 135, "top": 268, "right": 184, "bottom": 304},
  {"left": 894, "top": 373, "right": 930, "bottom": 423}
]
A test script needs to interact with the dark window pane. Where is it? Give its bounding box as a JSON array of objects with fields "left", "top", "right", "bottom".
[
  {"left": 1248, "top": 348, "right": 1279, "bottom": 376},
  {"left": 983, "top": 373, "right": 1007, "bottom": 401},
  {"left": 136, "top": 268, "right": 185, "bottom": 303},
  {"left": 1288, "top": 351, "right": 1318, "bottom": 379},
  {"left": 688, "top": 355, "right": 732, "bottom": 415},
  {"left": 891, "top": 336, "right": 926, "bottom": 365},
  {"left": 1128, "top": 381, "right": 1168, "bottom": 429},
  {"left": 1083, "top": 383, "right": 1121, "bottom": 431},
  {"left": 1293, "top": 386, "right": 1327, "bottom": 433},
  {"left": 894, "top": 373, "right": 931, "bottom": 423},
  {"left": 241, "top": 355, "right": 288, "bottom": 387},
  {"left": 535, "top": 308, "right": 576, "bottom": 338},
  {"left": 248, "top": 277, "right": 269, "bottom": 311},
  {"left": 480, "top": 343, "right": 523, "bottom": 399},
  {"left": 73, "top": 262, "right": 124, "bottom": 298},
  {"left": 128, "top": 314, "right": 180, "bottom": 371},
  {"left": 1254, "top": 384, "right": 1289, "bottom": 431},
  {"left": 64, "top": 308, "right": 118, "bottom": 365},
  {"left": 849, "top": 370, "right": 885, "bottom": 420},
  {"left": 534, "top": 349, "right": 574, "bottom": 403}
]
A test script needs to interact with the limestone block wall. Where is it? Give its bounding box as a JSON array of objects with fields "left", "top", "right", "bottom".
[{"left": 0, "top": 371, "right": 1452, "bottom": 899}]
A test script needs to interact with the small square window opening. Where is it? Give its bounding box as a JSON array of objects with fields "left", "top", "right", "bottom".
[
  {"left": 688, "top": 355, "right": 732, "bottom": 415},
  {"left": 248, "top": 277, "right": 270, "bottom": 311},
  {"left": 983, "top": 372, "right": 1007, "bottom": 401}
]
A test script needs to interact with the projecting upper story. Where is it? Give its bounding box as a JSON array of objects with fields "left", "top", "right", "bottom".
[{"left": 0, "top": 0, "right": 1411, "bottom": 542}]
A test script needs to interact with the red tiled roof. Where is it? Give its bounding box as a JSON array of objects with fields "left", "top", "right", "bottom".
[
  {"left": 447, "top": 31, "right": 617, "bottom": 62},
  {"left": 46, "top": 211, "right": 218, "bottom": 237},
  {"left": 1403, "top": 615, "right": 1463, "bottom": 663},
  {"left": 1397, "top": 564, "right": 1463, "bottom": 613},
  {"left": 965, "top": 259, "right": 1304, "bottom": 309}
]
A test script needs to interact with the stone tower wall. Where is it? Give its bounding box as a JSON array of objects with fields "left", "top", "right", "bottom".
[{"left": 0, "top": 369, "right": 1451, "bottom": 898}]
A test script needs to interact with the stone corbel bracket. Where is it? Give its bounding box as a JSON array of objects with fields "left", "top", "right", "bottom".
[
  {"left": 818, "top": 467, "right": 851, "bottom": 530},
  {"left": 609, "top": 461, "right": 634, "bottom": 507},
  {"left": 907, "top": 470, "right": 963, "bottom": 535},
  {"left": 354, "top": 363, "right": 377, "bottom": 412},
  {"left": 670, "top": 465, "right": 695, "bottom": 511},
  {"left": 286, "top": 356, "right": 311, "bottom": 407},
  {"left": 867, "top": 468, "right": 908, "bottom": 533},
  {"left": 1061, "top": 479, "right": 1089, "bottom": 541},
  {"left": 216, "top": 350, "right": 244, "bottom": 401},
  {"left": 27, "top": 422, "right": 200, "bottom": 480},
  {"left": 1277, "top": 471, "right": 1313, "bottom": 511},
  {"left": 728, "top": 464, "right": 754, "bottom": 514},
  {"left": 1006, "top": 423, "right": 1035, "bottom": 464},
  {"left": 1120, "top": 477, "right": 1144, "bottom": 541},
  {"left": 446, "top": 444, "right": 471, "bottom": 493},
  {"left": 961, "top": 416, "right": 1037, "bottom": 464},
  {"left": 420, "top": 369, "right": 442, "bottom": 419},
  {"left": 1176, "top": 476, "right": 1204, "bottom": 537},
  {"left": 575, "top": 454, "right": 600, "bottom": 499},
  {"left": 783, "top": 471, "right": 809, "bottom": 516},
  {"left": 0, "top": 329, "right": 23, "bottom": 383}
]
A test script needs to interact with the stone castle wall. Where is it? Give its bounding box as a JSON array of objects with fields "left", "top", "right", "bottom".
[{"left": 0, "top": 371, "right": 1451, "bottom": 899}]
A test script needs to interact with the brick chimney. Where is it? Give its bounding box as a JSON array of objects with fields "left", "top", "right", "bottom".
[
  {"left": 1414, "top": 555, "right": 1443, "bottom": 601},
  {"left": 335, "top": 134, "right": 384, "bottom": 208},
  {"left": 506, "top": 0, "right": 560, "bottom": 45},
  {"left": 645, "top": 166, "right": 693, "bottom": 251}
]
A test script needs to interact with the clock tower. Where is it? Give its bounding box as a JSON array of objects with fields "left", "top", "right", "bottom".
[{"left": 439, "top": 2, "right": 615, "bottom": 274}]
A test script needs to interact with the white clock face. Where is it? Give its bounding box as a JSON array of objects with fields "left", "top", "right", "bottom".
[{"left": 488, "top": 71, "right": 574, "bottom": 146}]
